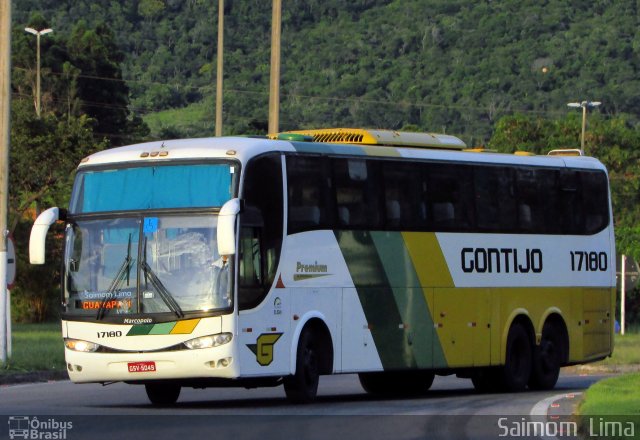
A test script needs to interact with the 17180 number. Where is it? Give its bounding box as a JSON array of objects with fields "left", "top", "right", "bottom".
[{"left": 570, "top": 251, "right": 607, "bottom": 272}]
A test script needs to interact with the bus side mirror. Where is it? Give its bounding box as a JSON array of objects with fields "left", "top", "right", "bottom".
[
  {"left": 29, "top": 207, "right": 65, "bottom": 264},
  {"left": 217, "top": 198, "right": 241, "bottom": 257}
]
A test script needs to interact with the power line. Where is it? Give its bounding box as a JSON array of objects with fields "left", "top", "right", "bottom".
[{"left": 13, "top": 66, "right": 591, "bottom": 120}]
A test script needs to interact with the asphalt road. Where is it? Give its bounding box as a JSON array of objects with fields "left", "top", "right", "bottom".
[{"left": 1, "top": 371, "right": 608, "bottom": 440}]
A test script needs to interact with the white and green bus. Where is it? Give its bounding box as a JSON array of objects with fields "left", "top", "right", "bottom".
[{"left": 30, "top": 128, "right": 615, "bottom": 404}]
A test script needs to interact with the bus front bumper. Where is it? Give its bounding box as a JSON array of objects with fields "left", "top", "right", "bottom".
[{"left": 64, "top": 345, "right": 239, "bottom": 383}]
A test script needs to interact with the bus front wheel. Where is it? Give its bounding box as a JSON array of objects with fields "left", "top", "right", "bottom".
[
  {"left": 284, "top": 329, "right": 320, "bottom": 403},
  {"left": 145, "top": 383, "right": 181, "bottom": 405}
]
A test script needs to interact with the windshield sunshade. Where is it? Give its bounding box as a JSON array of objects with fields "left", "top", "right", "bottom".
[{"left": 71, "top": 163, "right": 234, "bottom": 213}]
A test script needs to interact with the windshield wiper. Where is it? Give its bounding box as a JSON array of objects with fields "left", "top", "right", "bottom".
[
  {"left": 97, "top": 234, "right": 133, "bottom": 320},
  {"left": 141, "top": 237, "right": 184, "bottom": 318}
]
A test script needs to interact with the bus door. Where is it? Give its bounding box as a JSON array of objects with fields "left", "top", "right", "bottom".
[{"left": 236, "top": 210, "right": 291, "bottom": 376}]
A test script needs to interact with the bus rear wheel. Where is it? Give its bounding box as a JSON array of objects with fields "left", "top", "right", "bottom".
[
  {"left": 471, "top": 368, "right": 501, "bottom": 393},
  {"left": 359, "top": 371, "right": 435, "bottom": 396},
  {"left": 529, "top": 321, "right": 565, "bottom": 390},
  {"left": 284, "top": 329, "right": 320, "bottom": 403},
  {"left": 499, "top": 323, "right": 532, "bottom": 392},
  {"left": 145, "top": 383, "right": 181, "bottom": 405}
]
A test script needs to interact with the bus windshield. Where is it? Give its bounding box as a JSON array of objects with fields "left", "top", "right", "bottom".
[
  {"left": 64, "top": 215, "right": 231, "bottom": 318},
  {"left": 70, "top": 163, "right": 236, "bottom": 214}
]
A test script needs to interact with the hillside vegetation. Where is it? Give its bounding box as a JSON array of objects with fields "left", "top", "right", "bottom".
[{"left": 13, "top": 0, "right": 640, "bottom": 143}]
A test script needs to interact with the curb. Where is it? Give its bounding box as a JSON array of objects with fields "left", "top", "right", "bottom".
[{"left": 0, "top": 370, "right": 67, "bottom": 386}]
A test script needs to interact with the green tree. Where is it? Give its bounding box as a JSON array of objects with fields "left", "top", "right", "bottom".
[
  {"left": 65, "top": 21, "right": 133, "bottom": 144},
  {"left": 9, "top": 100, "right": 109, "bottom": 321}
]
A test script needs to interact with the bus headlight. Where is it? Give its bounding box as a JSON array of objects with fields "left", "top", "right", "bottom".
[
  {"left": 65, "top": 338, "right": 100, "bottom": 352},
  {"left": 183, "top": 333, "right": 232, "bottom": 350}
]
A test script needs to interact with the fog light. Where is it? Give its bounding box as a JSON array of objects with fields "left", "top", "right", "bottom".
[
  {"left": 75, "top": 365, "right": 83, "bottom": 372},
  {"left": 206, "top": 360, "right": 217, "bottom": 368},
  {"left": 217, "top": 357, "right": 232, "bottom": 368},
  {"left": 67, "top": 363, "right": 73, "bottom": 371}
]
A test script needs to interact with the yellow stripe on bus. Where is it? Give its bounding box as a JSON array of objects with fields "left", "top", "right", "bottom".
[
  {"left": 401, "top": 232, "right": 454, "bottom": 288},
  {"left": 170, "top": 319, "right": 200, "bottom": 334}
]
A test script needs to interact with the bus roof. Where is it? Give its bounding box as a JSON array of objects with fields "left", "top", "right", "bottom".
[{"left": 78, "top": 133, "right": 607, "bottom": 173}]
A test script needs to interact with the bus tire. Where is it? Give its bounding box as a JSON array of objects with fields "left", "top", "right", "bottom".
[
  {"left": 359, "top": 371, "right": 435, "bottom": 396},
  {"left": 528, "top": 321, "right": 565, "bottom": 390},
  {"left": 284, "top": 328, "right": 320, "bottom": 403},
  {"left": 500, "top": 322, "right": 532, "bottom": 392},
  {"left": 471, "top": 368, "right": 500, "bottom": 393},
  {"left": 145, "top": 383, "right": 181, "bottom": 405}
]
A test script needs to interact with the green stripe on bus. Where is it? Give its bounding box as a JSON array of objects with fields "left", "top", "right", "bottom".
[
  {"left": 370, "top": 231, "right": 447, "bottom": 369},
  {"left": 335, "top": 230, "right": 417, "bottom": 370},
  {"left": 127, "top": 324, "right": 154, "bottom": 336},
  {"left": 148, "top": 322, "right": 177, "bottom": 335}
]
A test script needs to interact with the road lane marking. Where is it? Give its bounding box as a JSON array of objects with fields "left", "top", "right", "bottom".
[{"left": 530, "top": 392, "right": 582, "bottom": 440}]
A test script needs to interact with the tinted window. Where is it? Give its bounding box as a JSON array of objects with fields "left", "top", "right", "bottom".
[
  {"left": 474, "top": 165, "right": 517, "bottom": 232},
  {"left": 333, "top": 158, "right": 382, "bottom": 229},
  {"left": 516, "top": 167, "right": 559, "bottom": 233},
  {"left": 287, "top": 156, "right": 333, "bottom": 233},
  {"left": 581, "top": 170, "right": 609, "bottom": 234},
  {"left": 284, "top": 153, "right": 609, "bottom": 236},
  {"left": 425, "top": 163, "right": 474, "bottom": 231},
  {"left": 382, "top": 162, "right": 428, "bottom": 229}
]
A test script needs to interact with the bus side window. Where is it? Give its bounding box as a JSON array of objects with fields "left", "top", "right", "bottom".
[
  {"left": 382, "top": 162, "right": 424, "bottom": 229},
  {"left": 580, "top": 170, "right": 609, "bottom": 234},
  {"left": 426, "top": 163, "right": 474, "bottom": 231},
  {"left": 474, "top": 165, "right": 516, "bottom": 232},
  {"left": 516, "top": 167, "right": 558, "bottom": 234},
  {"left": 286, "top": 156, "right": 333, "bottom": 233},
  {"left": 558, "top": 170, "right": 583, "bottom": 234},
  {"left": 333, "top": 158, "right": 382, "bottom": 229}
]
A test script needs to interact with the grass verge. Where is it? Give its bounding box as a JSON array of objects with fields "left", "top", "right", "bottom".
[
  {"left": 0, "top": 322, "right": 65, "bottom": 380},
  {"left": 576, "top": 333, "right": 640, "bottom": 373},
  {"left": 577, "top": 373, "right": 640, "bottom": 439}
]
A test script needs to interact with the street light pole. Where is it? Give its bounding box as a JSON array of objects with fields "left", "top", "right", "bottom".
[
  {"left": 24, "top": 27, "right": 53, "bottom": 118},
  {"left": 215, "top": 0, "right": 224, "bottom": 137},
  {"left": 567, "top": 100, "right": 601, "bottom": 154}
]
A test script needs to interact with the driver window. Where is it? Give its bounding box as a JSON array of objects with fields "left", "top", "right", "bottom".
[
  {"left": 239, "top": 226, "right": 263, "bottom": 287},
  {"left": 238, "top": 153, "right": 283, "bottom": 310}
]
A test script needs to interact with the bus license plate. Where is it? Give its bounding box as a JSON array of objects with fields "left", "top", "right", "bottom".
[{"left": 127, "top": 361, "right": 156, "bottom": 373}]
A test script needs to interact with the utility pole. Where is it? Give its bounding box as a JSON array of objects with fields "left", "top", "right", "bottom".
[
  {"left": 0, "top": 0, "right": 12, "bottom": 364},
  {"left": 215, "top": 0, "right": 224, "bottom": 137},
  {"left": 268, "top": 0, "right": 281, "bottom": 134}
]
